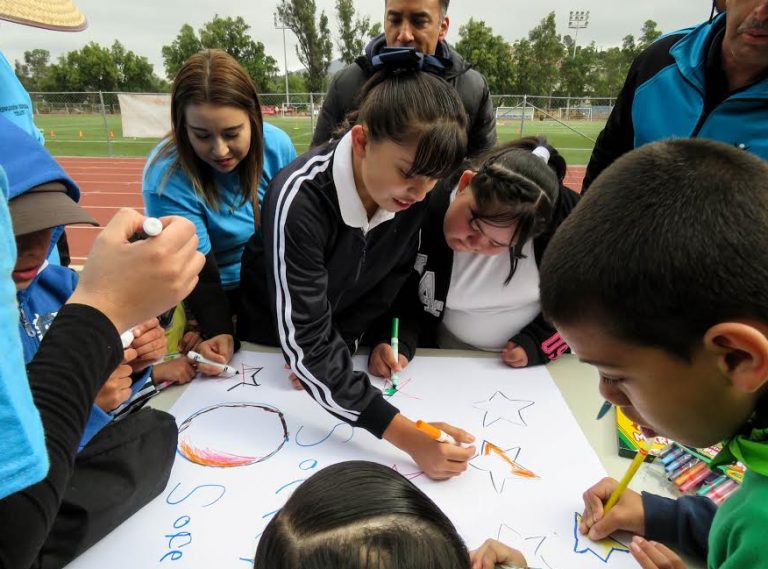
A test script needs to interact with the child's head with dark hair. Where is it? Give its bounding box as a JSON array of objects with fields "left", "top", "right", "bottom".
[
  {"left": 443, "top": 138, "right": 562, "bottom": 283},
  {"left": 540, "top": 139, "right": 768, "bottom": 448},
  {"left": 347, "top": 70, "right": 467, "bottom": 215},
  {"left": 254, "top": 461, "right": 470, "bottom": 569}
]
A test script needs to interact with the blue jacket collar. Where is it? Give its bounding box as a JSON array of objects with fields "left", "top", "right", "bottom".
[{"left": 671, "top": 13, "right": 768, "bottom": 98}]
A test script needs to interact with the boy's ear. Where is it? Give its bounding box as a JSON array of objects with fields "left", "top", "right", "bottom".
[
  {"left": 350, "top": 124, "right": 368, "bottom": 159},
  {"left": 457, "top": 169, "right": 475, "bottom": 193},
  {"left": 704, "top": 322, "right": 768, "bottom": 393}
]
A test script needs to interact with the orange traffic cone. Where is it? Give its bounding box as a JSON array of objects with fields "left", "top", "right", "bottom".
[
  {"left": 50, "top": 129, "right": 56, "bottom": 138},
  {"left": 79, "top": 129, "right": 84, "bottom": 139},
  {"left": 109, "top": 130, "right": 115, "bottom": 139}
]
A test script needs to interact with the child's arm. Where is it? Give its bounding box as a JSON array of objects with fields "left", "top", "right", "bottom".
[
  {"left": 504, "top": 313, "right": 570, "bottom": 368},
  {"left": 581, "top": 477, "right": 715, "bottom": 560},
  {"left": 263, "top": 193, "right": 475, "bottom": 478}
]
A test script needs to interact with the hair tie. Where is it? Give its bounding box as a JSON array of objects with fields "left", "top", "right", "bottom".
[
  {"left": 532, "top": 146, "right": 551, "bottom": 164},
  {"left": 371, "top": 47, "right": 450, "bottom": 74}
]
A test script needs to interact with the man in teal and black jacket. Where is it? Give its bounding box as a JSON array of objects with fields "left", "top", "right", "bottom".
[{"left": 583, "top": 4, "right": 768, "bottom": 192}]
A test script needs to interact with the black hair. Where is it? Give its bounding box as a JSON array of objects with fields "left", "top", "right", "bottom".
[
  {"left": 385, "top": 0, "right": 449, "bottom": 16},
  {"left": 254, "top": 461, "right": 470, "bottom": 569},
  {"left": 465, "top": 137, "right": 562, "bottom": 284},
  {"left": 540, "top": 139, "right": 768, "bottom": 360},
  {"left": 344, "top": 70, "right": 468, "bottom": 180}
]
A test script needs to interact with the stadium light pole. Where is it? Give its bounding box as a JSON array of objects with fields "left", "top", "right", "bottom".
[
  {"left": 568, "top": 10, "right": 590, "bottom": 59},
  {"left": 274, "top": 17, "right": 292, "bottom": 107}
]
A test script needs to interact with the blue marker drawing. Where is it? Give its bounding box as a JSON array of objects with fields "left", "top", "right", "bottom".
[
  {"left": 261, "top": 509, "right": 281, "bottom": 520},
  {"left": 299, "top": 459, "right": 319, "bottom": 470},
  {"left": 275, "top": 479, "right": 306, "bottom": 495},
  {"left": 165, "top": 482, "right": 226, "bottom": 508},
  {"left": 295, "top": 422, "right": 354, "bottom": 447},
  {"left": 572, "top": 512, "right": 630, "bottom": 562}
]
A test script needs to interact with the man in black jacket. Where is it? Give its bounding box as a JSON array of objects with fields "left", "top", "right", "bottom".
[{"left": 311, "top": 0, "right": 496, "bottom": 157}]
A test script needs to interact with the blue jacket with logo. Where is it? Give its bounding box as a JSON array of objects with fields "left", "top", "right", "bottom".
[
  {"left": 583, "top": 14, "right": 768, "bottom": 190},
  {"left": 0, "top": 119, "right": 146, "bottom": 449}
]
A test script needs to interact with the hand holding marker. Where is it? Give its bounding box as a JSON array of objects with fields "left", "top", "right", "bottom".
[
  {"left": 120, "top": 217, "right": 165, "bottom": 347},
  {"left": 187, "top": 351, "right": 239, "bottom": 376}
]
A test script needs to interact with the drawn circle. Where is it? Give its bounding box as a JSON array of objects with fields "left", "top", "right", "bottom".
[
  {"left": 299, "top": 459, "right": 318, "bottom": 471},
  {"left": 178, "top": 403, "right": 288, "bottom": 468}
]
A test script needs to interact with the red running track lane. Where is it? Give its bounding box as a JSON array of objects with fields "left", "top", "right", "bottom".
[{"left": 58, "top": 157, "right": 587, "bottom": 265}]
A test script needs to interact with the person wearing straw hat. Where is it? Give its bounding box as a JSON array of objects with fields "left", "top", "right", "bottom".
[{"left": 0, "top": 0, "right": 87, "bottom": 143}]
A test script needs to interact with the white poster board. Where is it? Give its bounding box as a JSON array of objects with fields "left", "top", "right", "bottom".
[{"left": 66, "top": 352, "right": 635, "bottom": 569}]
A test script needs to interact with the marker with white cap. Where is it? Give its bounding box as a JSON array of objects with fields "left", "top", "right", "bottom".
[
  {"left": 187, "top": 351, "right": 239, "bottom": 376},
  {"left": 121, "top": 217, "right": 166, "bottom": 346}
]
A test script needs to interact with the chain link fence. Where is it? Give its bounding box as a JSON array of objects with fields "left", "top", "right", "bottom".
[{"left": 29, "top": 91, "right": 614, "bottom": 164}]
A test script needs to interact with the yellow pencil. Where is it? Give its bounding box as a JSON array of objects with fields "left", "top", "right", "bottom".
[{"left": 604, "top": 438, "right": 654, "bottom": 513}]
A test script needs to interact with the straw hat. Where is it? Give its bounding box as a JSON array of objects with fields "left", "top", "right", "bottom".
[{"left": 0, "top": 0, "right": 87, "bottom": 32}]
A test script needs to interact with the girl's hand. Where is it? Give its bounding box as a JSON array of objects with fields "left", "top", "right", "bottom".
[
  {"left": 128, "top": 318, "right": 167, "bottom": 373},
  {"left": 631, "top": 537, "right": 687, "bottom": 569},
  {"left": 470, "top": 538, "right": 528, "bottom": 569},
  {"left": 95, "top": 363, "right": 133, "bottom": 412},
  {"left": 368, "top": 343, "right": 409, "bottom": 378},
  {"left": 384, "top": 415, "right": 476, "bottom": 480},
  {"left": 180, "top": 330, "right": 203, "bottom": 354},
  {"left": 501, "top": 341, "right": 528, "bottom": 368},
  {"left": 153, "top": 357, "right": 197, "bottom": 385},
  {"left": 195, "top": 334, "right": 234, "bottom": 376}
]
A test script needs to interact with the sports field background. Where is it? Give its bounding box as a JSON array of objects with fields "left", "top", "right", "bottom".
[{"left": 36, "top": 114, "right": 605, "bottom": 165}]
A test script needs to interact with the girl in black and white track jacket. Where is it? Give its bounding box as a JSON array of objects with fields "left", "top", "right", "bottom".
[{"left": 238, "top": 64, "right": 478, "bottom": 480}]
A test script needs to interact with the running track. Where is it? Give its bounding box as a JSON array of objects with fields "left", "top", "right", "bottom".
[{"left": 58, "top": 156, "right": 586, "bottom": 266}]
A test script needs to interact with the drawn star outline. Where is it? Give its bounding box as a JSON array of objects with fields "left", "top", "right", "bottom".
[
  {"left": 573, "top": 513, "right": 630, "bottom": 563},
  {"left": 497, "top": 524, "right": 553, "bottom": 569},
  {"left": 473, "top": 391, "right": 534, "bottom": 427},
  {"left": 470, "top": 440, "right": 539, "bottom": 493}
]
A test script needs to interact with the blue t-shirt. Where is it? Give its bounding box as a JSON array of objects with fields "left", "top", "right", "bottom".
[
  {"left": 143, "top": 122, "right": 296, "bottom": 288},
  {"left": 0, "top": 166, "right": 48, "bottom": 499},
  {"left": 0, "top": 51, "right": 45, "bottom": 146}
]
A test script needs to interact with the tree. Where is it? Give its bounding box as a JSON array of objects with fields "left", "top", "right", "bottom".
[
  {"left": 161, "top": 24, "right": 202, "bottom": 80},
  {"left": 336, "top": 0, "right": 370, "bottom": 65},
  {"left": 455, "top": 19, "right": 514, "bottom": 94},
  {"left": 369, "top": 22, "right": 383, "bottom": 39},
  {"left": 558, "top": 42, "right": 598, "bottom": 97},
  {"left": 160, "top": 16, "right": 278, "bottom": 90},
  {"left": 525, "top": 12, "right": 565, "bottom": 98},
  {"left": 638, "top": 19, "right": 662, "bottom": 51},
  {"left": 276, "top": 0, "right": 333, "bottom": 92},
  {"left": 44, "top": 41, "right": 164, "bottom": 92},
  {"left": 14, "top": 49, "right": 50, "bottom": 91}
]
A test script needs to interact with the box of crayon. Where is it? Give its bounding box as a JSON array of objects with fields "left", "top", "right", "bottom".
[
  {"left": 658, "top": 443, "right": 744, "bottom": 504},
  {"left": 616, "top": 407, "right": 672, "bottom": 461},
  {"left": 617, "top": 409, "right": 745, "bottom": 503}
]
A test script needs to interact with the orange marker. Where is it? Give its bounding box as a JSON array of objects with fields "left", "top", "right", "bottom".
[{"left": 415, "top": 420, "right": 458, "bottom": 444}]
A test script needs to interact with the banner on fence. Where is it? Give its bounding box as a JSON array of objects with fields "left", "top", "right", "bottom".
[{"left": 117, "top": 93, "right": 171, "bottom": 138}]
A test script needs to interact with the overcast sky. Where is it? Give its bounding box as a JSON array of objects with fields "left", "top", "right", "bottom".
[{"left": 1, "top": 0, "right": 713, "bottom": 80}]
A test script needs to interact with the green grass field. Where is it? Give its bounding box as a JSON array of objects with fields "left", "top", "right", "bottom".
[{"left": 36, "top": 113, "right": 605, "bottom": 165}]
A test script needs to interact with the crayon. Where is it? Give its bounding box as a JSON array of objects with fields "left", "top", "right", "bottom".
[
  {"left": 696, "top": 474, "right": 730, "bottom": 497},
  {"left": 672, "top": 461, "right": 706, "bottom": 486},
  {"left": 604, "top": 439, "right": 654, "bottom": 513},
  {"left": 666, "top": 455, "right": 697, "bottom": 480},
  {"left": 658, "top": 443, "right": 678, "bottom": 459},
  {"left": 706, "top": 479, "right": 739, "bottom": 502},
  {"left": 713, "top": 481, "right": 741, "bottom": 505},
  {"left": 665, "top": 453, "right": 695, "bottom": 473},
  {"left": 679, "top": 464, "right": 714, "bottom": 493},
  {"left": 660, "top": 447, "right": 686, "bottom": 465},
  {"left": 596, "top": 400, "right": 613, "bottom": 420}
]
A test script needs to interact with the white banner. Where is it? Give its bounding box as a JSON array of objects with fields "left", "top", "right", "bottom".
[{"left": 118, "top": 93, "right": 171, "bottom": 138}]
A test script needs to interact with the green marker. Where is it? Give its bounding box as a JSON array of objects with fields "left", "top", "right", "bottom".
[{"left": 388, "top": 317, "right": 400, "bottom": 395}]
